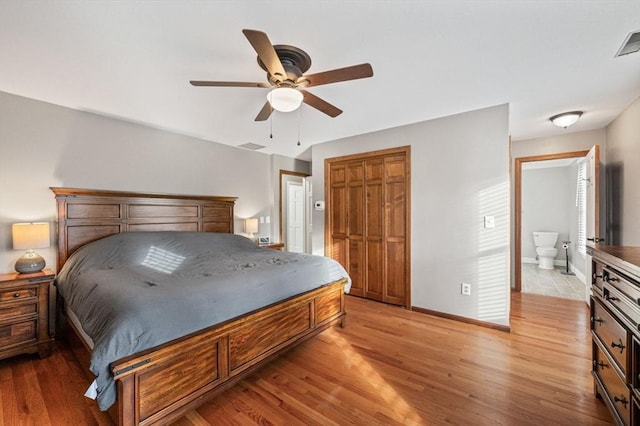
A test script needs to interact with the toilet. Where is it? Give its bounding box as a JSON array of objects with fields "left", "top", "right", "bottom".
[{"left": 533, "top": 231, "right": 559, "bottom": 270}]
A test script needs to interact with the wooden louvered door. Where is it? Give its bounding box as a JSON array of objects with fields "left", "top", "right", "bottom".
[{"left": 325, "top": 146, "right": 410, "bottom": 307}]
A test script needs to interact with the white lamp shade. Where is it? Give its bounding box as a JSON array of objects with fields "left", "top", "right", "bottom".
[
  {"left": 267, "top": 88, "right": 303, "bottom": 112},
  {"left": 12, "top": 222, "right": 50, "bottom": 250},
  {"left": 550, "top": 111, "right": 582, "bottom": 128},
  {"left": 245, "top": 218, "right": 259, "bottom": 234}
]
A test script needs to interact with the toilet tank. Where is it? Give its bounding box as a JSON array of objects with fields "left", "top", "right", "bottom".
[{"left": 533, "top": 232, "right": 558, "bottom": 247}]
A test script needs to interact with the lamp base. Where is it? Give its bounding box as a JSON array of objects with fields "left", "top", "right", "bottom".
[{"left": 15, "top": 251, "right": 46, "bottom": 274}]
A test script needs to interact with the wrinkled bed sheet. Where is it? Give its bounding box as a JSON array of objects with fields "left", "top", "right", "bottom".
[{"left": 55, "top": 231, "right": 350, "bottom": 410}]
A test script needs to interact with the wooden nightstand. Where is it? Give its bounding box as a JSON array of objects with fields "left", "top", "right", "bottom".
[
  {"left": 0, "top": 269, "right": 54, "bottom": 360},
  {"left": 260, "top": 243, "right": 285, "bottom": 251}
]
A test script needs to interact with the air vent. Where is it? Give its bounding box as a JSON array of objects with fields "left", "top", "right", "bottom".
[
  {"left": 238, "top": 143, "right": 266, "bottom": 151},
  {"left": 615, "top": 30, "right": 640, "bottom": 57}
]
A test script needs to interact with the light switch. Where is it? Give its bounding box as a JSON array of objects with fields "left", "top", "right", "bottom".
[
  {"left": 266, "top": 216, "right": 270, "bottom": 224},
  {"left": 259, "top": 216, "right": 265, "bottom": 224},
  {"left": 484, "top": 216, "right": 495, "bottom": 229}
]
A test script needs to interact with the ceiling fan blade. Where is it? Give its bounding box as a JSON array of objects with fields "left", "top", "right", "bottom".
[
  {"left": 301, "top": 90, "right": 342, "bottom": 118},
  {"left": 190, "top": 80, "right": 270, "bottom": 88},
  {"left": 300, "top": 63, "right": 373, "bottom": 88},
  {"left": 242, "top": 29, "right": 287, "bottom": 82},
  {"left": 255, "top": 101, "right": 273, "bottom": 121}
]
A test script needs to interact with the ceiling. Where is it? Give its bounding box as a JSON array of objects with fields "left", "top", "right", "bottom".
[{"left": 2, "top": 1, "right": 639, "bottom": 160}]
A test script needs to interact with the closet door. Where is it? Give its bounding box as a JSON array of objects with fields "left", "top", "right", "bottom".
[
  {"left": 365, "top": 159, "right": 384, "bottom": 301},
  {"left": 383, "top": 155, "right": 407, "bottom": 305},
  {"left": 328, "top": 163, "right": 348, "bottom": 276},
  {"left": 326, "top": 146, "right": 410, "bottom": 307},
  {"left": 347, "top": 161, "right": 365, "bottom": 297}
]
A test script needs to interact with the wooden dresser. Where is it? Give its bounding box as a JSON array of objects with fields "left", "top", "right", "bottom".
[
  {"left": 0, "top": 269, "right": 54, "bottom": 360},
  {"left": 589, "top": 245, "right": 640, "bottom": 425}
]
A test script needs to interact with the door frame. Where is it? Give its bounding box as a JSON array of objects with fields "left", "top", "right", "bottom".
[
  {"left": 514, "top": 149, "right": 588, "bottom": 292},
  {"left": 279, "top": 170, "right": 310, "bottom": 251}
]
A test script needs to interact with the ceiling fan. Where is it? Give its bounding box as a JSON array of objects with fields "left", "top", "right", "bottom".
[{"left": 190, "top": 29, "right": 373, "bottom": 121}]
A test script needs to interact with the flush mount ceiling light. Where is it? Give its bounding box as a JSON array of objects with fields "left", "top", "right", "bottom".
[
  {"left": 266, "top": 87, "right": 303, "bottom": 112},
  {"left": 550, "top": 111, "right": 583, "bottom": 129}
]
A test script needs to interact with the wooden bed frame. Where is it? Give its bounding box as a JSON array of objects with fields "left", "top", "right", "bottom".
[{"left": 51, "top": 187, "right": 347, "bottom": 426}]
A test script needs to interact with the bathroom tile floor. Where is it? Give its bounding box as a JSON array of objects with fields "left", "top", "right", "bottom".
[{"left": 521, "top": 262, "right": 586, "bottom": 301}]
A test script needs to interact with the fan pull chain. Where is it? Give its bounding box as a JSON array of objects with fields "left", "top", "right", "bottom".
[
  {"left": 297, "top": 107, "right": 302, "bottom": 146},
  {"left": 269, "top": 107, "right": 273, "bottom": 139}
]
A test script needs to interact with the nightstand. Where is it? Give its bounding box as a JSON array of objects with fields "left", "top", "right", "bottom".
[
  {"left": 0, "top": 269, "right": 54, "bottom": 360},
  {"left": 260, "top": 243, "right": 285, "bottom": 251}
]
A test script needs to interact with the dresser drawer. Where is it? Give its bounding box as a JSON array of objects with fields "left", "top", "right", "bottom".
[
  {"left": 593, "top": 261, "right": 606, "bottom": 294},
  {"left": 595, "top": 344, "right": 631, "bottom": 425},
  {"left": 606, "top": 267, "right": 640, "bottom": 308},
  {"left": 0, "top": 320, "right": 37, "bottom": 348},
  {"left": 0, "top": 287, "right": 36, "bottom": 303},
  {"left": 592, "top": 299, "right": 629, "bottom": 374},
  {"left": 603, "top": 282, "right": 640, "bottom": 331},
  {"left": 0, "top": 304, "right": 37, "bottom": 322}
]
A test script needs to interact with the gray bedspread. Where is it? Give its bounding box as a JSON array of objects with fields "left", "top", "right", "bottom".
[{"left": 55, "top": 231, "right": 350, "bottom": 410}]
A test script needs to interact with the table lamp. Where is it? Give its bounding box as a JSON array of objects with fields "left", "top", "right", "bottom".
[
  {"left": 245, "top": 218, "right": 259, "bottom": 241},
  {"left": 12, "top": 222, "right": 50, "bottom": 274}
]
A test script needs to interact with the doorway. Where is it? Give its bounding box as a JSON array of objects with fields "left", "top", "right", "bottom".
[
  {"left": 279, "top": 170, "right": 311, "bottom": 253},
  {"left": 514, "top": 150, "right": 589, "bottom": 294}
]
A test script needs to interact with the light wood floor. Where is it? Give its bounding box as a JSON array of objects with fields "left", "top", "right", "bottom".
[{"left": 0, "top": 293, "right": 613, "bottom": 425}]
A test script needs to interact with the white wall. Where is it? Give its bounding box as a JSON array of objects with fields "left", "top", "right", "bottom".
[
  {"left": 311, "top": 104, "right": 511, "bottom": 327},
  {"left": 606, "top": 96, "right": 640, "bottom": 246},
  {"left": 0, "top": 91, "right": 273, "bottom": 272},
  {"left": 521, "top": 166, "right": 574, "bottom": 263}
]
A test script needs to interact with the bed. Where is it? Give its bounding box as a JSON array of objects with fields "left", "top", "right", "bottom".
[{"left": 51, "top": 187, "right": 349, "bottom": 426}]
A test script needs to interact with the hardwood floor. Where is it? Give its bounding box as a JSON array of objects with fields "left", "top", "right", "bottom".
[{"left": 0, "top": 293, "right": 612, "bottom": 425}]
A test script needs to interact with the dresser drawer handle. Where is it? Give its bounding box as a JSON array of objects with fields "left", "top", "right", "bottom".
[
  {"left": 593, "top": 274, "right": 603, "bottom": 280},
  {"left": 614, "top": 395, "right": 629, "bottom": 408},
  {"left": 606, "top": 295, "right": 620, "bottom": 302},
  {"left": 13, "top": 293, "right": 21, "bottom": 298},
  {"left": 596, "top": 361, "right": 608, "bottom": 369},
  {"left": 591, "top": 316, "right": 603, "bottom": 324},
  {"left": 607, "top": 276, "right": 619, "bottom": 282},
  {"left": 611, "top": 339, "right": 626, "bottom": 353}
]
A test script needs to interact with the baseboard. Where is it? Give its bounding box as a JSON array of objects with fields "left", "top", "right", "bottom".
[
  {"left": 411, "top": 306, "right": 511, "bottom": 333},
  {"left": 569, "top": 263, "right": 587, "bottom": 284}
]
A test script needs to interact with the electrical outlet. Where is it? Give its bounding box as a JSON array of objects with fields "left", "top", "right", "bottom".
[{"left": 461, "top": 282, "right": 471, "bottom": 296}]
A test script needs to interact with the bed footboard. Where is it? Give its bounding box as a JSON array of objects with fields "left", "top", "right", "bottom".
[{"left": 110, "top": 279, "right": 347, "bottom": 426}]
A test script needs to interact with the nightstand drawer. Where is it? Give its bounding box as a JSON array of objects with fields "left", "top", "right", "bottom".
[
  {"left": 0, "top": 320, "right": 37, "bottom": 348},
  {"left": 0, "top": 287, "right": 36, "bottom": 303},
  {"left": 0, "top": 269, "right": 53, "bottom": 361},
  {"left": 0, "top": 304, "right": 37, "bottom": 322}
]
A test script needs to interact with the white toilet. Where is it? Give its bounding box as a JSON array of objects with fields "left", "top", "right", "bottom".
[{"left": 533, "top": 231, "right": 559, "bottom": 270}]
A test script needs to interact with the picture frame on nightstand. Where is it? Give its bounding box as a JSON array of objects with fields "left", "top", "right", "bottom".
[{"left": 258, "top": 237, "right": 270, "bottom": 246}]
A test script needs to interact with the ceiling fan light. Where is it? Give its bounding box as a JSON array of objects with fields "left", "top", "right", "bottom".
[
  {"left": 267, "top": 88, "right": 303, "bottom": 112},
  {"left": 550, "top": 111, "right": 583, "bottom": 128}
]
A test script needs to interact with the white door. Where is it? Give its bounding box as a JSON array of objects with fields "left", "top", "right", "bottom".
[
  {"left": 305, "top": 179, "right": 313, "bottom": 253},
  {"left": 287, "top": 182, "right": 305, "bottom": 253},
  {"left": 585, "top": 144, "right": 601, "bottom": 303}
]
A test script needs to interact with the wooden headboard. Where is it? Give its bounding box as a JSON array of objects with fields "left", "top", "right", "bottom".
[{"left": 51, "top": 187, "right": 237, "bottom": 271}]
